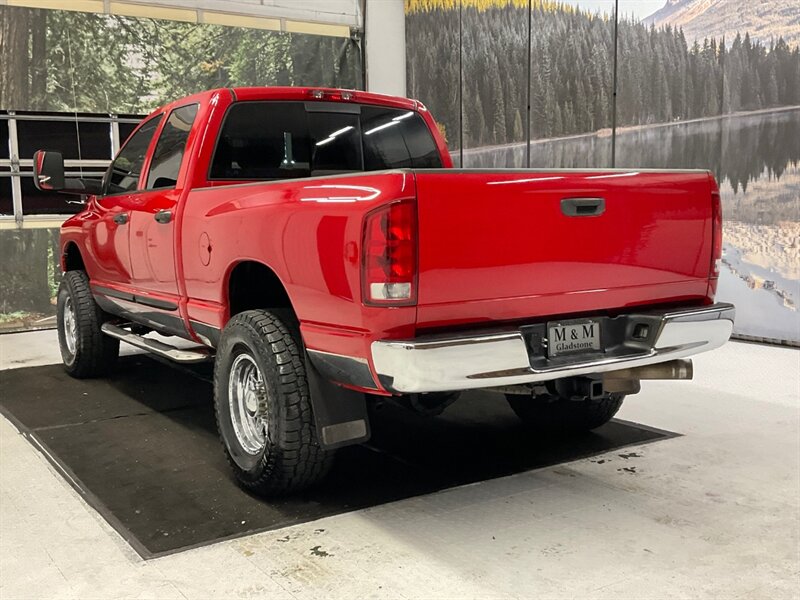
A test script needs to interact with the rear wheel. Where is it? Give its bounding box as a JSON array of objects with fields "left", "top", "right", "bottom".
[
  {"left": 506, "top": 392, "right": 624, "bottom": 435},
  {"left": 57, "top": 270, "right": 119, "bottom": 378},
  {"left": 213, "top": 309, "right": 333, "bottom": 496}
]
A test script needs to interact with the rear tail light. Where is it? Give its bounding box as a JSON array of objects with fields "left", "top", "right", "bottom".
[
  {"left": 362, "top": 200, "right": 417, "bottom": 306},
  {"left": 711, "top": 189, "right": 722, "bottom": 278}
]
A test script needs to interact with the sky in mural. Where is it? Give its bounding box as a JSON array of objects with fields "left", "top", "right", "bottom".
[{"left": 561, "top": 0, "right": 665, "bottom": 20}]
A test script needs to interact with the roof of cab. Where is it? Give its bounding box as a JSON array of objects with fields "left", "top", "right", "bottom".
[
  {"left": 145, "top": 86, "right": 418, "bottom": 120},
  {"left": 231, "top": 86, "right": 418, "bottom": 110}
]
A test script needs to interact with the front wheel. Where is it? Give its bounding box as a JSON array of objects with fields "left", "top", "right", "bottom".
[
  {"left": 213, "top": 309, "right": 333, "bottom": 496},
  {"left": 506, "top": 392, "right": 625, "bottom": 435},
  {"left": 57, "top": 270, "right": 119, "bottom": 378}
]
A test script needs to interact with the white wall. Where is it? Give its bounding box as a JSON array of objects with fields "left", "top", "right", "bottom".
[
  {"left": 135, "top": 0, "right": 361, "bottom": 27},
  {"left": 365, "top": 0, "right": 406, "bottom": 97},
  {"left": 2, "top": 1, "right": 361, "bottom": 30}
]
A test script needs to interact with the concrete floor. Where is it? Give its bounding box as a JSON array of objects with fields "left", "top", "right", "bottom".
[{"left": 1, "top": 330, "right": 798, "bottom": 599}]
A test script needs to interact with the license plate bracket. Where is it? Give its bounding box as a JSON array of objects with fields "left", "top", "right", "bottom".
[{"left": 547, "top": 319, "right": 602, "bottom": 358}]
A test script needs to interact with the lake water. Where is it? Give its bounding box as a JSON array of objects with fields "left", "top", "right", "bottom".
[{"left": 461, "top": 107, "right": 800, "bottom": 343}]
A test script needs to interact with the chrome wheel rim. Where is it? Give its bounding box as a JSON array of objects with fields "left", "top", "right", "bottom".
[
  {"left": 63, "top": 296, "right": 78, "bottom": 355},
  {"left": 228, "top": 352, "right": 268, "bottom": 455}
]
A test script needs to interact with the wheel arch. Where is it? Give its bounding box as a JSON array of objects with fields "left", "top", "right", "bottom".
[
  {"left": 225, "top": 259, "right": 295, "bottom": 321},
  {"left": 62, "top": 241, "right": 85, "bottom": 272}
]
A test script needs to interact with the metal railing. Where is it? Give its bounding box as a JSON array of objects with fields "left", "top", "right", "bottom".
[{"left": 1, "top": 111, "right": 144, "bottom": 225}]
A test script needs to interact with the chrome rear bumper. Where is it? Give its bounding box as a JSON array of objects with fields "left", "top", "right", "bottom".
[{"left": 371, "top": 303, "right": 735, "bottom": 393}]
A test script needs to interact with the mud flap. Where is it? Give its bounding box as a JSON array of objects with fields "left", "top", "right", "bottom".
[{"left": 305, "top": 355, "right": 371, "bottom": 450}]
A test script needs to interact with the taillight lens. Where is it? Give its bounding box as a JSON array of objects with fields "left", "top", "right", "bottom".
[
  {"left": 711, "top": 190, "right": 722, "bottom": 278},
  {"left": 362, "top": 200, "right": 417, "bottom": 306}
]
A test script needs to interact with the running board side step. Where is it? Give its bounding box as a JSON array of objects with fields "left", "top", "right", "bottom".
[{"left": 101, "top": 322, "right": 213, "bottom": 364}]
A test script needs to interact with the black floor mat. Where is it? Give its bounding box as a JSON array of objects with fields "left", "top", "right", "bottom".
[{"left": 0, "top": 356, "right": 676, "bottom": 558}]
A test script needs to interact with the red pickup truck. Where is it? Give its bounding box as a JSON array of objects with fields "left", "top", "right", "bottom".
[{"left": 34, "top": 87, "right": 734, "bottom": 496}]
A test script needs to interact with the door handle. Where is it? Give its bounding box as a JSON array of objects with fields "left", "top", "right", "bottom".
[
  {"left": 154, "top": 209, "right": 172, "bottom": 224},
  {"left": 561, "top": 197, "right": 605, "bottom": 217},
  {"left": 113, "top": 212, "right": 128, "bottom": 225}
]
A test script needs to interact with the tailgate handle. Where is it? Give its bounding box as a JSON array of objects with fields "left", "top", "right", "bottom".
[{"left": 561, "top": 197, "right": 605, "bottom": 217}]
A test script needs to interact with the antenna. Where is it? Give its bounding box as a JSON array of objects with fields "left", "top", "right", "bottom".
[
  {"left": 458, "top": 0, "right": 463, "bottom": 168},
  {"left": 65, "top": 27, "right": 84, "bottom": 179}
]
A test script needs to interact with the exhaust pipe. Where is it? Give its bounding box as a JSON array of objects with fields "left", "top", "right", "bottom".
[
  {"left": 603, "top": 359, "right": 693, "bottom": 394},
  {"left": 604, "top": 359, "right": 693, "bottom": 381},
  {"left": 487, "top": 360, "right": 694, "bottom": 398}
]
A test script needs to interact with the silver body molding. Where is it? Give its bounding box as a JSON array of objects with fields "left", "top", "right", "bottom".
[{"left": 370, "top": 303, "right": 735, "bottom": 394}]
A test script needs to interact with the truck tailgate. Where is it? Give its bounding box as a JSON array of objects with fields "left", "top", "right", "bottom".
[{"left": 414, "top": 169, "right": 715, "bottom": 328}]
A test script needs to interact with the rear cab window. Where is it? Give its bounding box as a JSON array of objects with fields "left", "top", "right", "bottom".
[{"left": 209, "top": 101, "right": 442, "bottom": 181}]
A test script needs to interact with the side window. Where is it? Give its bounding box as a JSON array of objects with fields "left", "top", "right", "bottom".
[
  {"left": 103, "top": 116, "right": 162, "bottom": 195},
  {"left": 146, "top": 104, "right": 199, "bottom": 189}
]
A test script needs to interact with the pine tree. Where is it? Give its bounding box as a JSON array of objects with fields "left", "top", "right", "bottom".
[
  {"left": 490, "top": 58, "right": 507, "bottom": 143},
  {"left": 563, "top": 100, "right": 576, "bottom": 134},
  {"left": 512, "top": 109, "right": 524, "bottom": 141},
  {"left": 765, "top": 63, "right": 779, "bottom": 107},
  {"left": 553, "top": 103, "right": 563, "bottom": 136}
]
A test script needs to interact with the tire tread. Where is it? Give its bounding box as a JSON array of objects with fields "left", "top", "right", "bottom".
[
  {"left": 58, "top": 271, "right": 118, "bottom": 378},
  {"left": 214, "top": 309, "right": 333, "bottom": 496}
]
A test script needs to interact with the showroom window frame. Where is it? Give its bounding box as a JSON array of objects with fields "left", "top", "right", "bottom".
[{"left": 0, "top": 111, "right": 144, "bottom": 226}]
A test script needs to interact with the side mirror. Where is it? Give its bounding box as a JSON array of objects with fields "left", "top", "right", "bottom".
[
  {"left": 33, "top": 150, "right": 65, "bottom": 191},
  {"left": 32, "top": 150, "right": 103, "bottom": 196}
]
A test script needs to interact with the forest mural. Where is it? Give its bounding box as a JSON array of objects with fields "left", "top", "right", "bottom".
[
  {"left": 406, "top": 0, "right": 800, "bottom": 344},
  {"left": 0, "top": 5, "right": 361, "bottom": 332},
  {"left": 0, "top": 5, "right": 361, "bottom": 114},
  {"left": 407, "top": 0, "right": 800, "bottom": 148}
]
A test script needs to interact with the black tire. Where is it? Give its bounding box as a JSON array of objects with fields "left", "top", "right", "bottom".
[
  {"left": 506, "top": 392, "right": 624, "bottom": 435},
  {"left": 213, "top": 309, "right": 333, "bottom": 496},
  {"left": 57, "top": 270, "right": 119, "bottom": 378}
]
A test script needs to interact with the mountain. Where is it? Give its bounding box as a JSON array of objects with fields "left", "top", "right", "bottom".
[{"left": 643, "top": 0, "right": 800, "bottom": 48}]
